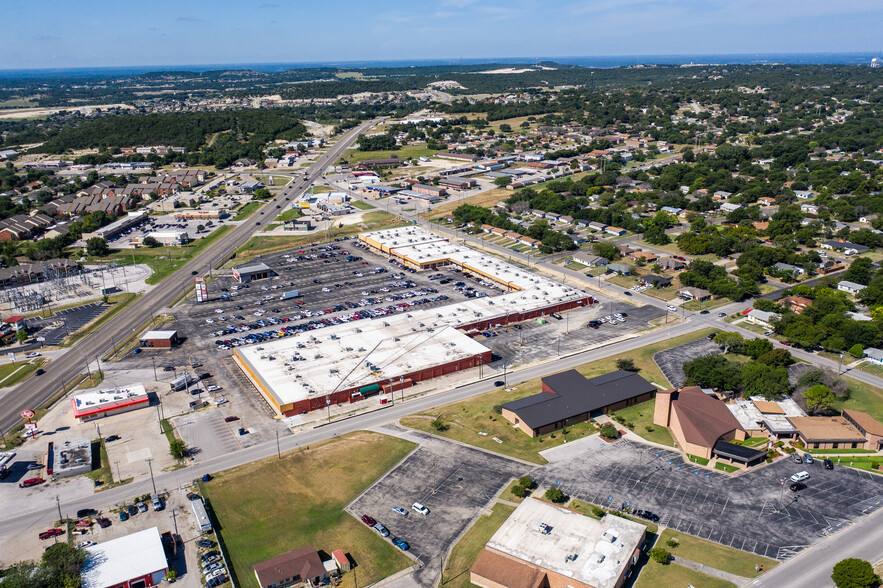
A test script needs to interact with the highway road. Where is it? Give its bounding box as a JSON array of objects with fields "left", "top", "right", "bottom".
[{"left": 0, "top": 118, "right": 380, "bottom": 435}]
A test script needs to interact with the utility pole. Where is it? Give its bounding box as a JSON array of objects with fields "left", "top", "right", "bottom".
[
  {"left": 115, "top": 461, "right": 121, "bottom": 483},
  {"left": 170, "top": 509, "right": 179, "bottom": 538},
  {"left": 146, "top": 458, "right": 157, "bottom": 495},
  {"left": 276, "top": 430, "right": 281, "bottom": 459},
  {"left": 55, "top": 496, "right": 63, "bottom": 523}
]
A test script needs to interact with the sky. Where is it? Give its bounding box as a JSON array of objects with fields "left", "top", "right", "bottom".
[{"left": 1, "top": 0, "right": 881, "bottom": 70}]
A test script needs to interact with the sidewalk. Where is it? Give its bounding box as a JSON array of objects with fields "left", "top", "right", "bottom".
[{"left": 671, "top": 555, "right": 753, "bottom": 587}]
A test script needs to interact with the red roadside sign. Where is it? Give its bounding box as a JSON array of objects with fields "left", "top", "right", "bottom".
[{"left": 21, "top": 409, "right": 34, "bottom": 419}]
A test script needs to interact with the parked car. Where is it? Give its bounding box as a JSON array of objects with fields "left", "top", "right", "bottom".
[
  {"left": 361, "top": 515, "right": 376, "bottom": 526},
  {"left": 197, "top": 539, "right": 216, "bottom": 548},
  {"left": 39, "top": 528, "right": 64, "bottom": 540},
  {"left": 19, "top": 477, "right": 44, "bottom": 488},
  {"left": 792, "top": 454, "right": 803, "bottom": 464},
  {"left": 804, "top": 454, "right": 814, "bottom": 465},
  {"left": 96, "top": 517, "right": 111, "bottom": 528},
  {"left": 77, "top": 508, "right": 98, "bottom": 518},
  {"left": 80, "top": 540, "right": 96, "bottom": 547},
  {"left": 392, "top": 538, "right": 410, "bottom": 551},
  {"left": 137, "top": 502, "right": 147, "bottom": 513},
  {"left": 412, "top": 502, "right": 429, "bottom": 515},
  {"left": 392, "top": 506, "right": 408, "bottom": 516},
  {"left": 790, "top": 482, "right": 806, "bottom": 492},
  {"left": 105, "top": 435, "right": 120, "bottom": 442},
  {"left": 207, "top": 385, "right": 221, "bottom": 392},
  {"left": 224, "top": 416, "right": 240, "bottom": 423},
  {"left": 494, "top": 380, "right": 505, "bottom": 387},
  {"left": 790, "top": 471, "right": 810, "bottom": 483},
  {"left": 824, "top": 459, "right": 834, "bottom": 470},
  {"left": 119, "top": 511, "right": 129, "bottom": 521},
  {"left": 373, "top": 523, "right": 390, "bottom": 537},
  {"left": 27, "top": 463, "right": 43, "bottom": 470},
  {"left": 126, "top": 505, "right": 137, "bottom": 516}
]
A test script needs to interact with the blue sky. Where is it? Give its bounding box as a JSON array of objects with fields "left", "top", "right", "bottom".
[{"left": 1, "top": 0, "right": 881, "bottom": 70}]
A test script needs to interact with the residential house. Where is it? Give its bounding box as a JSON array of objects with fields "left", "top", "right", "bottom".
[
  {"left": 822, "top": 240, "right": 870, "bottom": 255},
  {"left": 745, "top": 309, "right": 780, "bottom": 328},
  {"left": 659, "top": 258, "right": 685, "bottom": 271},
  {"left": 801, "top": 204, "right": 820, "bottom": 215},
  {"left": 587, "top": 221, "right": 607, "bottom": 232},
  {"left": 758, "top": 197, "right": 777, "bottom": 206},
  {"left": 629, "top": 250, "right": 657, "bottom": 263},
  {"left": 781, "top": 296, "right": 813, "bottom": 314},
  {"left": 794, "top": 190, "right": 815, "bottom": 200},
  {"left": 864, "top": 348, "right": 883, "bottom": 365},
  {"left": 572, "top": 251, "right": 608, "bottom": 266},
  {"left": 606, "top": 263, "right": 630, "bottom": 275},
  {"left": 605, "top": 226, "right": 627, "bottom": 236},
  {"left": 678, "top": 287, "right": 712, "bottom": 301},
  {"left": 838, "top": 280, "right": 867, "bottom": 295},
  {"left": 772, "top": 262, "right": 806, "bottom": 275},
  {"left": 720, "top": 202, "right": 742, "bottom": 213},
  {"left": 640, "top": 274, "right": 671, "bottom": 288}
]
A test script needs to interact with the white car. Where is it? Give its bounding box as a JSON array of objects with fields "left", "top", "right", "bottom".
[
  {"left": 322, "top": 287, "right": 331, "bottom": 292},
  {"left": 412, "top": 502, "right": 430, "bottom": 515},
  {"left": 214, "top": 309, "right": 223, "bottom": 314},
  {"left": 207, "top": 385, "right": 221, "bottom": 392},
  {"left": 25, "top": 352, "right": 41, "bottom": 358},
  {"left": 666, "top": 305, "right": 677, "bottom": 312},
  {"left": 216, "top": 398, "right": 228, "bottom": 406},
  {"left": 790, "top": 471, "right": 810, "bottom": 483},
  {"left": 205, "top": 318, "right": 215, "bottom": 323}
]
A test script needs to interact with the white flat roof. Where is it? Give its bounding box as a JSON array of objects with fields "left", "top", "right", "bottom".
[
  {"left": 142, "top": 330, "right": 177, "bottom": 339},
  {"left": 238, "top": 320, "right": 489, "bottom": 407},
  {"left": 237, "top": 228, "right": 589, "bottom": 407},
  {"left": 487, "top": 498, "right": 645, "bottom": 588},
  {"left": 82, "top": 527, "right": 168, "bottom": 588},
  {"left": 72, "top": 384, "right": 148, "bottom": 418},
  {"left": 728, "top": 396, "right": 806, "bottom": 432}
]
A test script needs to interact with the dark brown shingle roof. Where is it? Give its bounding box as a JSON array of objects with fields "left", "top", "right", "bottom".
[
  {"left": 670, "top": 386, "right": 743, "bottom": 447},
  {"left": 253, "top": 546, "right": 326, "bottom": 588}
]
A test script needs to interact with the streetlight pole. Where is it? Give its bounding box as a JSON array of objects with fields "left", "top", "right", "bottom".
[{"left": 146, "top": 458, "right": 157, "bottom": 495}]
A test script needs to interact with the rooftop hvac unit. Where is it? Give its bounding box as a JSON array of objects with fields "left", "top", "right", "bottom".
[
  {"left": 358, "top": 347, "right": 366, "bottom": 352},
  {"left": 345, "top": 347, "right": 353, "bottom": 352},
  {"left": 565, "top": 553, "right": 578, "bottom": 563}
]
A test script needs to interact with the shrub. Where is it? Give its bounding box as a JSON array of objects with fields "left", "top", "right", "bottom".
[
  {"left": 649, "top": 547, "right": 671, "bottom": 564},
  {"left": 666, "top": 537, "right": 680, "bottom": 549},
  {"left": 645, "top": 426, "right": 655, "bottom": 432},
  {"left": 599, "top": 423, "right": 619, "bottom": 439},
  {"left": 544, "top": 487, "right": 567, "bottom": 503},
  {"left": 591, "top": 506, "right": 607, "bottom": 518},
  {"left": 430, "top": 417, "right": 449, "bottom": 432},
  {"left": 831, "top": 558, "right": 880, "bottom": 588},
  {"left": 511, "top": 484, "right": 528, "bottom": 498},
  {"left": 615, "top": 358, "right": 639, "bottom": 372},
  {"left": 493, "top": 404, "right": 502, "bottom": 414}
]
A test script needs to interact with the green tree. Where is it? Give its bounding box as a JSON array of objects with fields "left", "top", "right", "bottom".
[
  {"left": 430, "top": 416, "right": 448, "bottom": 432},
  {"left": 804, "top": 385, "right": 836, "bottom": 415},
  {"left": 169, "top": 438, "right": 188, "bottom": 460},
  {"left": 649, "top": 547, "right": 671, "bottom": 564},
  {"left": 518, "top": 476, "right": 533, "bottom": 489},
  {"left": 743, "top": 337, "right": 774, "bottom": 359},
  {"left": 599, "top": 423, "right": 619, "bottom": 439},
  {"left": 16, "top": 330, "right": 27, "bottom": 344},
  {"left": 86, "top": 237, "right": 109, "bottom": 257},
  {"left": 494, "top": 176, "right": 512, "bottom": 187},
  {"left": 831, "top": 558, "right": 880, "bottom": 588},
  {"left": 756, "top": 348, "right": 794, "bottom": 367},
  {"left": 511, "top": 484, "right": 528, "bottom": 498},
  {"left": 742, "top": 363, "right": 791, "bottom": 399},
  {"left": 714, "top": 332, "right": 745, "bottom": 353},
  {"left": 141, "top": 236, "right": 159, "bottom": 248},
  {"left": 849, "top": 344, "right": 864, "bottom": 358},
  {"left": 544, "top": 487, "right": 567, "bottom": 503},
  {"left": 615, "top": 358, "right": 638, "bottom": 372}
]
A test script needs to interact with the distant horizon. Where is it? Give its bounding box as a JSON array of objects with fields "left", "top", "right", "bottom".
[{"left": 0, "top": 51, "right": 880, "bottom": 79}]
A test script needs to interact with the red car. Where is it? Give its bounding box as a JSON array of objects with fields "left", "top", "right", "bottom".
[
  {"left": 19, "top": 477, "right": 44, "bottom": 488},
  {"left": 39, "top": 528, "right": 64, "bottom": 540},
  {"left": 361, "top": 514, "right": 376, "bottom": 526},
  {"left": 224, "top": 416, "right": 240, "bottom": 423},
  {"left": 779, "top": 341, "right": 792, "bottom": 347}
]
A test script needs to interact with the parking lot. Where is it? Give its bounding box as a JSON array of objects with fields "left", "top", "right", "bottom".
[
  {"left": 653, "top": 337, "right": 722, "bottom": 388},
  {"left": 113, "top": 211, "right": 229, "bottom": 248},
  {"left": 29, "top": 301, "right": 109, "bottom": 346},
  {"left": 346, "top": 434, "right": 524, "bottom": 587},
  {"left": 532, "top": 440, "right": 883, "bottom": 561}
]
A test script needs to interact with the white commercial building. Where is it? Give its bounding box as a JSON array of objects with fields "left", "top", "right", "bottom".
[
  {"left": 71, "top": 384, "right": 149, "bottom": 422},
  {"left": 81, "top": 527, "right": 169, "bottom": 588}
]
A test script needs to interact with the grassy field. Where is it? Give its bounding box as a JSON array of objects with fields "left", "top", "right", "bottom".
[
  {"left": 440, "top": 502, "right": 516, "bottom": 588},
  {"left": 401, "top": 329, "right": 714, "bottom": 462},
  {"left": 351, "top": 200, "right": 375, "bottom": 210},
  {"left": 341, "top": 144, "right": 439, "bottom": 164},
  {"left": 0, "top": 358, "right": 46, "bottom": 388},
  {"left": 233, "top": 201, "right": 262, "bottom": 221},
  {"left": 826, "top": 455, "right": 883, "bottom": 474},
  {"left": 634, "top": 560, "right": 736, "bottom": 588},
  {"left": 275, "top": 208, "right": 302, "bottom": 222},
  {"left": 832, "top": 374, "right": 883, "bottom": 424},
  {"left": 427, "top": 188, "right": 509, "bottom": 218},
  {"left": 609, "top": 399, "right": 675, "bottom": 446},
  {"left": 659, "top": 529, "right": 777, "bottom": 578},
  {"left": 498, "top": 480, "right": 531, "bottom": 503},
  {"left": 229, "top": 211, "right": 406, "bottom": 266},
  {"left": 715, "top": 463, "right": 740, "bottom": 472},
  {"left": 203, "top": 432, "right": 415, "bottom": 588}
]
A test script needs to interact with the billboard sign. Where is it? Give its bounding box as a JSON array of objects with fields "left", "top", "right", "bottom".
[{"left": 194, "top": 277, "right": 207, "bottom": 303}]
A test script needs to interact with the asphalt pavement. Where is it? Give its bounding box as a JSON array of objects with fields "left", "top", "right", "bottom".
[{"left": 0, "top": 118, "right": 381, "bottom": 435}]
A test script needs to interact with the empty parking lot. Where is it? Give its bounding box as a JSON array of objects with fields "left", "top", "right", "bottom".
[{"left": 532, "top": 440, "right": 883, "bottom": 560}]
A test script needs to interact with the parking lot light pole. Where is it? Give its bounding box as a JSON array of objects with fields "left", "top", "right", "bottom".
[{"left": 146, "top": 458, "right": 157, "bottom": 495}]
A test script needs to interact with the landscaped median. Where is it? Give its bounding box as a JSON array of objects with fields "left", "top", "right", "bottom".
[{"left": 201, "top": 432, "right": 415, "bottom": 588}]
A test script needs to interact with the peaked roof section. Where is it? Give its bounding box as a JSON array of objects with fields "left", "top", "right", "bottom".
[
  {"left": 253, "top": 546, "right": 326, "bottom": 587},
  {"left": 502, "top": 370, "right": 656, "bottom": 430},
  {"left": 671, "top": 386, "right": 744, "bottom": 447}
]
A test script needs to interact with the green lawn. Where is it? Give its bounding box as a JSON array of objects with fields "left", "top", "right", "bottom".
[
  {"left": 659, "top": 529, "right": 777, "bottom": 578},
  {"left": 832, "top": 374, "right": 883, "bottom": 424},
  {"left": 683, "top": 297, "right": 730, "bottom": 311},
  {"left": 0, "top": 358, "right": 46, "bottom": 387},
  {"left": 233, "top": 201, "right": 262, "bottom": 221},
  {"left": 440, "top": 502, "right": 516, "bottom": 588},
  {"left": 741, "top": 437, "right": 770, "bottom": 448},
  {"left": 634, "top": 560, "right": 736, "bottom": 588},
  {"left": 828, "top": 456, "right": 883, "bottom": 474},
  {"left": 805, "top": 447, "right": 877, "bottom": 455},
  {"left": 715, "top": 463, "right": 740, "bottom": 472},
  {"left": 687, "top": 455, "right": 710, "bottom": 466},
  {"left": 609, "top": 399, "right": 675, "bottom": 447},
  {"left": 203, "top": 432, "right": 415, "bottom": 588},
  {"left": 276, "top": 208, "right": 302, "bottom": 222},
  {"left": 401, "top": 329, "right": 712, "bottom": 463},
  {"left": 565, "top": 260, "right": 588, "bottom": 270},
  {"left": 498, "top": 480, "right": 532, "bottom": 503},
  {"left": 351, "top": 200, "right": 375, "bottom": 210},
  {"left": 340, "top": 144, "right": 439, "bottom": 164},
  {"left": 567, "top": 498, "right": 604, "bottom": 519}
]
